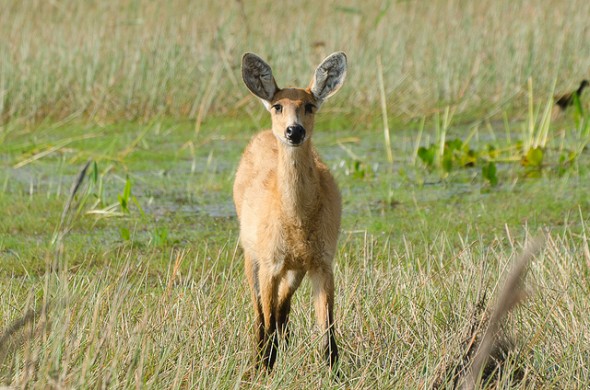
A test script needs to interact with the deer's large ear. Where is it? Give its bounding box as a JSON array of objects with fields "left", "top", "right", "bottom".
[
  {"left": 309, "top": 52, "right": 347, "bottom": 106},
  {"left": 242, "top": 53, "right": 278, "bottom": 108}
]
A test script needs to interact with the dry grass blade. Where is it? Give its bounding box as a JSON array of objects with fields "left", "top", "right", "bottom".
[
  {"left": 1, "top": 161, "right": 93, "bottom": 363},
  {"left": 53, "top": 160, "right": 92, "bottom": 246},
  {"left": 12, "top": 134, "right": 99, "bottom": 169},
  {"left": 377, "top": 55, "right": 393, "bottom": 165},
  {"left": 461, "top": 236, "right": 544, "bottom": 390},
  {"left": 0, "top": 304, "right": 48, "bottom": 366}
]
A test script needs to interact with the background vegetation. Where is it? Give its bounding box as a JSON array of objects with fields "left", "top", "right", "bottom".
[
  {"left": 2, "top": 0, "right": 590, "bottom": 123},
  {"left": 1, "top": 0, "right": 590, "bottom": 388}
]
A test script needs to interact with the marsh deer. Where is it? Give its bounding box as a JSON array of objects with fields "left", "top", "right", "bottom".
[{"left": 233, "top": 52, "right": 347, "bottom": 371}]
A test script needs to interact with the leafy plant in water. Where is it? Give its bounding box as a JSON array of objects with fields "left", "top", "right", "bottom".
[
  {"left": 418, "top": 138, "right": 476, "bottom": 174},
  {"left": 342, "top": 158, "right": 373, "bottom": 180},
  {"left": 117, "top": 176, "right": 144, "bottom": 216},
  {"left": 517, "top": 77, "right": 551, "bottom": 177},
  {"left": 521, "top": 147, "right": 543, "bottom": 169},
  {"left": 482, "top": 161, "right": 498, "bottom": 186},
  {"left": 116, "top": 176, "right": 146, "bottom": 241},
  {"left": 417, "top": 144, "right": 436, "bottom": 168},
  {"left": 557, "top": 150, "right": 578, "bottom": 176},
  {"left": 415, "top": 79, "right": 590, "bottom": 184},
  {"left": 118, "top": 177, "right": 132, "bottom": 213}
]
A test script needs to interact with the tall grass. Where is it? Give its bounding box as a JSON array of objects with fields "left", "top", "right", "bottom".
[
  {"left": 2, "top": 221, "right": 590, "bottom": 388},
  {"left": 2, "top": 118, "right": 590, "bottom": 387},
  {"left": 1, "top": 0, "right": 590, "bottom": 123}
]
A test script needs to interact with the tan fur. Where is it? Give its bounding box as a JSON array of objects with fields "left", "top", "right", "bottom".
[{"left": 234, "top": 52, "right": 346, "bottom": 371}]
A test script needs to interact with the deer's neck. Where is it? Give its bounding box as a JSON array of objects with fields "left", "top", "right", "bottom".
[{"left": 276, "top": 141, "right": 320, "bottom": 224}]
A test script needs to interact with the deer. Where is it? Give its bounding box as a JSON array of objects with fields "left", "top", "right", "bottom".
[{"left": 233, "top": 51, "right": 347, "bottom": 372}]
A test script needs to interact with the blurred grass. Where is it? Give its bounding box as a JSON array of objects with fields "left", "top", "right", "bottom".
[{"left": 1, "top": 0, "right": 590, "bottom": 124}]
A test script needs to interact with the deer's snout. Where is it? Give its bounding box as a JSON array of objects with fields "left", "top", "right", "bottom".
[{"left": 285, "top": 124, "right": 306, "bottom": 145}]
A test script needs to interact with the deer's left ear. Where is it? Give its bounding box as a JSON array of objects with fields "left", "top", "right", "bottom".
[{"left": 309, "top": 52, "right": 347, "bottom": 106}]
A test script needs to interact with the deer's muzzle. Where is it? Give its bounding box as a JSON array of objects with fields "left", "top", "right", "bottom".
[{"left": 285, "top": 124, "right": 306, "bottom": 146}]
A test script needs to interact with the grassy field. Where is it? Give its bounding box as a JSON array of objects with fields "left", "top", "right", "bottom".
[
  {"left": 2, "top": 0, "right": 590, "bottom": 389},
  {"left": 2, "top": 0, "right": 590, "bottom": 123}
]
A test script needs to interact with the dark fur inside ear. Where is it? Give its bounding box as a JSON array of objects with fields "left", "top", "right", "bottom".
[
  {"left": 310, "top": 52, "right": 347, "bottom": 103},
  {"left": 242, "top": 53, "right": 278, "bottom": 102}
]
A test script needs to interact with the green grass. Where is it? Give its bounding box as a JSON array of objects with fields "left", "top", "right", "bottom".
[
  {"left": 1, "top": 114, "right": 590, "bottom": 388},
  {"left": 2, "top": 0, "right": 590, "bottom": 388}
]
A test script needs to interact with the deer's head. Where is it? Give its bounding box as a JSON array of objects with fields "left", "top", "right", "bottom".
[{"left": 242, "top": 52, "right": 347, "bottom": 147}]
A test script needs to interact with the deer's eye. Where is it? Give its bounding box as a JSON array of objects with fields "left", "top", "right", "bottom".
[
  {"left": 304, "top": 103, "right": 315, "bottom": 114},
  {"left": 272, "top": 104, "right": 283, "bottom": 113}
]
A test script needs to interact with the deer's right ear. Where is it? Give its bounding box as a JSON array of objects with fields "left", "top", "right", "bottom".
[{"left": 242, "top": 53, "right": 278, "bottom": 109}]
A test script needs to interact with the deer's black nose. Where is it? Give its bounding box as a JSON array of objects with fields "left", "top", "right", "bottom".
[{"left": 285, "top": 124, "right": 306, "bottom": 145}]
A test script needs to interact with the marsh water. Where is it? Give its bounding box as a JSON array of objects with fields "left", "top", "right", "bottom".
[{"left": 1, "top": 118, "right": 589, "bottom": 270}]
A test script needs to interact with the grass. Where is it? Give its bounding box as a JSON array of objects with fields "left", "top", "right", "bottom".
[
  {"left": 1, "top": 0, "right": 590, "bottom": 388},
  {"left": 1, "top": 0, "right": 590, "bottom": 123},
  {"left": 1, "top": 115, "right": 590, "bottom": 388}
]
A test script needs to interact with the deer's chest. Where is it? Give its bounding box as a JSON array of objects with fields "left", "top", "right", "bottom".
[{"left": 279, "top": 218, "right": 324, "bottom": 269}]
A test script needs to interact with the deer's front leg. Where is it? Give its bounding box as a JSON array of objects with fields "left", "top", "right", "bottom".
[
  {"left": 276, "top": 270, "right": 306, "bottom": 343},
  {"left": 244, "top": 254, "right": 265, "bottom": 366},
  {"left": 310, "top": 266, "right": 338, "bottom": 368},
  {"left": 258, "top": 268, "right": 280, "bottom": 370}
]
